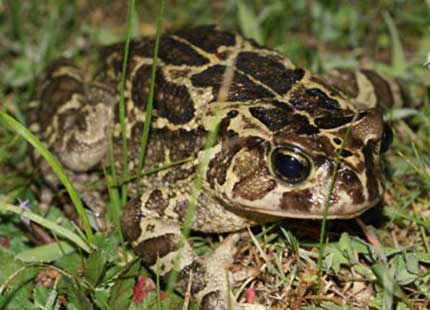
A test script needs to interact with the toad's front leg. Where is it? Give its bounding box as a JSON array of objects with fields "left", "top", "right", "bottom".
[{"left": 121, "top": 186, "right": 266, "bottom": 310}]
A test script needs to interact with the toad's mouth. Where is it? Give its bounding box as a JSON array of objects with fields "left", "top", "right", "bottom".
[{"left": 229, "top": 197, "right": 380, "bottom": 220}]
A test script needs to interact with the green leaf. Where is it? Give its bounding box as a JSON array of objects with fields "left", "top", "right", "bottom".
[
  {"left": 0, "top": 285, "right": 38, "bottom": 310},
  {"left": 352, "top": 264, "right": 376, "bottom": 281},
  {"left": 405, "top": 253, "right": 419, "bottom": 274},
  {"left": 55, "top": 253, "right": 82, "bottom": 275},
  {"left": 396, "top": 302, "right": 409, "bottom": 310},
  {"left": 417, "top": 252, "right": 430, "bottom": 264},
  {"left": 67, "top": 287, "right": 94, "bottom": 310},
  {"left": 84, "top": 250, "right": 107, "bottom": 287},
  {"left": 392, "top": 255, "right": 417, "bottom": 285},
  {"left": 0, "top": 248, "right": 38, "bottom": 291},
  {"left": 34, "top": 285, "right": 58, "bottom": 310},
  {"left": 17, "top": 241, "right": 76, "bottom": 262},
  {"left": 45, "top": 287, "right": 59, "bottom": 310},
  {"left": 93, "top": 289, "right": 109, "bottom": 310},
  {"left": 371, "top": 262, "right": 412, "bottom": 308},
  {"left": 323, "top": 244, "right": 349, "bottom": 273},
  {"left": 338, "top": 233, "right": 358, "bottom": 264},
  {"left": 108, "top": 259, "right": 140, "bottom": 309},
  {"left": 0, "top": 220, "right": 31, "bottom": 254},
  {"left": 132, "top": 291, "right": 190, "bottom": 310},
  {"left": 92, "top": 233, "right": 118, "bottom": 262},
  {"left": 375, "top": 264, "right": 394, "bottom": 310}
]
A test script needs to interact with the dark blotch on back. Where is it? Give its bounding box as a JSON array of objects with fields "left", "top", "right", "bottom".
[
  {"left": 134, "top": 234, "right": 177, "bottom": 265},
  {"left": 139, "top": 37, "right": 209, "bottom": 66},
  {"left": 98, "top": 36, "right": 209, "bottom": 75},
  {"left": 315, "top": 111, "right": 367, "bottom": 129},
  {"left": 176, "top": 25, "right": 236, "bottom": 53},
  {"left": 250, "top": 101, "right": 319, "bottom": 134},
  {"left": 315, "top": 114, "right": 354, "bottom": 129},
  {"left": 191, "top": 65, "right": 273, "bottom": 101},
  {"left": 128, "top": 124, "right": 206, "bottom": 173},
  {"left": 236, "top": 51, "right": 305, "bottom": 95},
  {"left": 290, "top": 88, "right": 341, "bottom": 112},
  {"left": 120, "top": 198, "right": 143, "bottom": 242},
  {"left": 132, "top": 65, "right": 195, "bottom": 124},
  {"left": 145, "top": 189, "right": 169, "bottom": 216},
  {"left": 166, "top": 127, "right": 207, "bottom": 161},
  {"left": 217, "top": 110, "right": 239, "bottom": 138},
  {"left": 163, "top": 167, "right": 195, "bottom": 184},
  {"left": 173, "top": 200, "right": 188, "bottom": 219},
  {"left": 249, "top": 101, "right": 293, "bottom": 131}
]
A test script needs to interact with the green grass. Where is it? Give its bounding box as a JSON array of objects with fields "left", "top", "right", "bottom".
[
  {"left": 0, "top": 111, "right": 94, "bottom": 244},
  {"left": 117, "top": 0, "right": 134, "bottom": 205},
  {"left": 0, "top": 1, "right": 429, "bottom": 309}
]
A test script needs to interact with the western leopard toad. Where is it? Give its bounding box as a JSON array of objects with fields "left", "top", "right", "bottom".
[{"left": 27, "top": 25, "right": 406, "bottom": 309}]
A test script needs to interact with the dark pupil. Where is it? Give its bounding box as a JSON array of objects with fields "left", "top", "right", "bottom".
[
  {"left": 380, "top": 124, "right": 393, "bottom": 153},
  {"left": 272, "top": 149, "right": 309, "bottom": 183}
]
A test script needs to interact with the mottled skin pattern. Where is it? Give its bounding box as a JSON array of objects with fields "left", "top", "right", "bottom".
[{"left": 27, "top": 26, "right": 406, "bottom": 309}]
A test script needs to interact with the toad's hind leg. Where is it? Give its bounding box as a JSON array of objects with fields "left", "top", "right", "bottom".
[
  {"left": 28, "top": 58, "right": 116, "bottom": 173},
  {"left": 121, "top": 188, "right": 265, "bottom": 310},
  {"left": 27, "top": 58, "right": 116, "bottom": 228}
]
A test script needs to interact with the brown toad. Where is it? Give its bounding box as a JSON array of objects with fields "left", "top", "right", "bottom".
[{"left": 28, "top": 26, "right": 402, "bottom": 309}]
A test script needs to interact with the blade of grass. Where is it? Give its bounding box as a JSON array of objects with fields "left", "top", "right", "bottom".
[
  {"left": 0, "top": 202, "right": 91, "bottom": 253},
  {"left": 119, "top": 0, "right": 136, "bottom": 204},
  {"left": 383, "top": 11, "right": 406, "bottom": 76},
  {"left": 156, "top": 257, "right": 162, "bottom": 310},
  {"left": 237, "top": 1, "right": 263, "bottom": 45},
  {"left": 105, "top": 127, "right": 126, "bottom": 259},
  {"left": 137, "top": 0, "right": 166, "bottom": 179},
  {"left": 0, "top": 111, "right": 94, "bottom": 243},
  {"left": 103, "top": 165, "right": 124, "bottom": 245},
  {"left": 316, "top": 115, "right": 356, "bottom": 294}
]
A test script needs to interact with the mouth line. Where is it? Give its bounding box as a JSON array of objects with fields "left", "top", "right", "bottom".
[{"left": 236, "top": 201, "right": 377, "bottom": 220}]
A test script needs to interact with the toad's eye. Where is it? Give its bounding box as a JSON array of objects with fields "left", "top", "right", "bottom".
[
  {"left": 270, "top": 147, "right": 311, "bottom": 183},
  {"left": 380, "top": 123, "right": 393, "bottom": 153}
]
